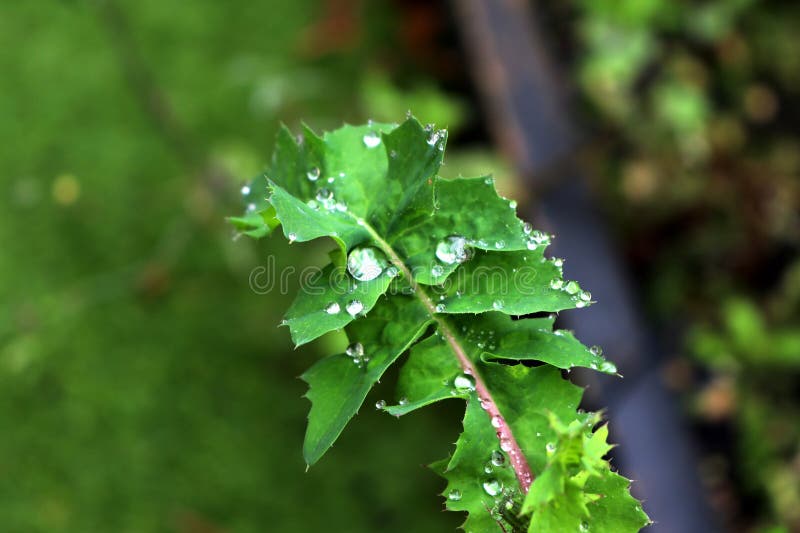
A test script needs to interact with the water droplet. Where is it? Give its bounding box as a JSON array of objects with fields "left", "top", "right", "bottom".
[
  {"left": 436, "top": 303, "right": 447, "bottom": 313},
  {"left": 306, "top": 167, "right": 320, "bottom": 181},
  {"left": 580, "top": 521, "right": 589, "bottom": 532},
  {"left": 375, "top": 399, "right": 386, "bottom": 410},
  {"left": 315, "top": 188, "right": 335, "bottom": 209},
  {"left": 484, "top": 177, "right": 494, "bottom": 185},
  {"left": 546, "top": 442, "right": 556, "bottom": 454},
  {"left": 550, "top": 279, "right": 563, "bottom": 290},
  {"left": 492, "top": 300, "right": 504, "bottom": 310},
  {"left": 325, "top": 302, "right": 340, "bottom": 314},
  {"left": 575, "top": 300, "right": 587, "bottom": 308},
  {"left": 526, "top": 241, "right": 539, "bottom": 250},
  {"left": 346, "top": 300, "right": 364, "bottom": 316},
  {"left": 600, "top": 360, "right": 617, "bottom": 373},
  {"left": 482, "top": 479, "right": 503, "bottom": 497},
  {"left": 553, "top": 258, "right": 564, "bottom": 268},
  {"left": 453, "top": 374, "right": 475, "bottom": 392},
  {"left": 347, "top": 246, "right": 389, "bottom": 281},
  {"left": 580, "top": 291, "right": 592, "bottom": 302},
  {"left": 427, "top": 130, "right": 443, "bottom": 146},
  {"left": 389, "top": 149, "right": 397, "bottom": 159},
  {"left": 448, "top": 489, "right": 462, "bottom": 501},
  {"left": 363, "top": 131, "right": 381, "bottom": 148},
  {"left": 386, "top": 266, "right": 399, "bottom": 278},
  {"left": 435, "top": 235, "right": 473, "bottom": 265},
  {"left": 241, "top": 185, "right": 251, "bottom": 195},
  {"left": 431, "top": 264, "right": 444, "bottom": 277},
  {"left": 508, "top": 200, "right": 517, "bottom": 209},
  {"left": 490, "top": 450, "right": 506, "bottom": 467},
  {"left": 246, "top": 203, "right": 256, "bottom": 213},
  {"left": 494, "top": 240, "right": 505, "bottom": 249},
  {"left": 589, "top": 345, "right": 603, "bottom": 356},
  {"left": 500, "top": 438, "right": 512, "bottom": 452},
  {"left": 484, "top": 463, "right": 493, "bottom": 474},
  {"left": 522, "top": 222, "right": 533, "bottom": 234},
  {"left": 564, "top": 281, "right": 580, "bottom": 294},
  {"left": 306, "top": 199, "right": 319, "bottom": 210},
  {"left": 346, "top": 342, "right": 364, "bottom": 358},
  {"left": 491, "top": 416, "right": 503, "bottom": 428},
  {"left": 398, "top": 397, "right": 409, "bottom": 406},
  {"left": 287, "top": 232, "right": 297, "bottom": 243}
]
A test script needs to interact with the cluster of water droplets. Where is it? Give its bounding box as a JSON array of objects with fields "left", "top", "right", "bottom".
[
  {"left": 548, "top": 276, "right": 593, "bottom": 308},
  {"left": 525, "top": 228, "right": 551, "bottom": 251},
  {"left": 459, "top": 324, "right": 498, "bottom": 351},
  {"left": 345, "top": 341, "right": 370, "bottom": 368}
]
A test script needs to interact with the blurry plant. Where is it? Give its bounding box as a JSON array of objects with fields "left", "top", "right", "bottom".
[
  {"left": 688, "top": 287, "right": 800, "bottom": 530},
  {"left": 232, "top": 118, "right": 649, "bottom": 531}
]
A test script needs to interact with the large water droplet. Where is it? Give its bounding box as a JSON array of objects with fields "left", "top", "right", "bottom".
[
  {"left": 435, "top": 235, "right": 473, "bottom": 265},
  {"left": 363, "top": 131, "right": 381, "bottom": 148},
  {"left": 490, "top": 450, "right": 506, "bottom": 467},
  {"left": 590, "top": 345, "right": 603, "bottom": 356},
  {"left": 346, "top": 300, "right": 364, "bottom": 316},
  {"left": 346, "top": 342, "right": 364, "bottom": 358},
  {"left": 482, "top": 479, "right": 503, "bottom": 497},
  {"left": 325, "top": 302, "right": 340, "bottom": 314},
  {"left": 448, "top": 489, "right": 462, "bottom": 501},
  {"left": 347, "top": 246, "right": 388, "bottom": 281},
  {"left": 307, "top": 167, "right": 320, "bottom": 181},
  {"left": 453, "top": 374, "right": 475, "bottom": 392},
  {"left": 375, "top": 399, "right": 386, "bottom": 410},
  {"left": 564, "top": 281, "right": 580, "bottom": 295}
]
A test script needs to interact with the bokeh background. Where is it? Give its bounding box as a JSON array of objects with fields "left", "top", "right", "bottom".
[{"left": 1, "top": 1, "right": 798, "bottom": 532}]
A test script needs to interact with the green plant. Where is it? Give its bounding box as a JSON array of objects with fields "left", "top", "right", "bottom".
[{"left": 232, "top": 117, "right": 650, "bottom": 532}]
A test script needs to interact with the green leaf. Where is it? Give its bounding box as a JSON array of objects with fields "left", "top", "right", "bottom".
[
  {"left": 302, "top": 295, "right": 430, "bottom": 465},
  {"left": 233, "top": 117, "right": 648, "bottom": 531}
]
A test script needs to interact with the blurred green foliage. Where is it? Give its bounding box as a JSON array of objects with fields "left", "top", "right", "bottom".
[
  {"left": 0, "top": 1, "right": 471, "bottom": 531},
  {"left": 565, "top": 0, "right": 800, "bottom": 529}
]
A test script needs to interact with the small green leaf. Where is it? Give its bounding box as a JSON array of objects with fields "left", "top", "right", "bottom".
[{"left": 302, "top": 295, "right": 430, "bottom": 465}]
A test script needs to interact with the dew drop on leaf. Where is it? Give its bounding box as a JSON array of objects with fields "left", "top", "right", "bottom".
[
  {"left": 564, "top": 281, "right": 580, "bottom": 295},
  {"left": 435, "top": 235, "right": 472, "bottom": 264},
  {"left": 324, "top": 302, "right": 340, "bottom": 314},
  {"left": 287, "top": 232, "right": 297, "bottom": 243},
  {"left": 490, "top": 450, "right": 506, "bottom": 467},
  {"left": 362, "top": 131, "right": 381, "bottom": 148},
  {"left": 580, "top": 521, "right": 589, "bottom": 532},
  {"left": 346, "top": 246, "right": 388, "bottom": 281},
  {"left": 398, "top": 397, "right": 409, "bottom": 406},
  {"left": 453, "top": 374, "right": 475, "bottom": 392},
  {"left": 500, "top": 438, "right": 512, "bottom": 452},
  {"left": 375, "top": 400, "right": 386, "bottom": 410},
  {"left": 431, "top": 264, "right": 444, "bottom": 277},
  {"left": 240, "top": 185, "right": 251, "bottom": 195},
  {"left": 492, "top": 300, "right": 504, "bottom": 310},
  {"left": 522, "top": 222, "right": 533, "bottom": 234},
  {"left": 491, "top": 416, "right": 503, "bottom": 428},
  {"left": 345, "top": 300, "right": 364, "bottom": 316},
  {"left": 600, "top": 360, "right": 617, "bottom": 374},
  {"left": 345, "top": 342, "right": 364, "bottom": 358},
  {"left": 546, "top": 442, "right": 556, "bottom": 454},
  {"left": 590, "top": 345, "right": 603, "bottom": 356},
  {"left": 448, "top": 489, "right": 462, "bottom": 501},
  {"left": 482, "top": 479, "right": 503, "bottom": 497},
  {"left": 435, "top": 303, "right": 446, "bottom": 313},
  {"left": 550, "top": 279, "right": 563, "bottom": 290},
  {"left": 306, "top": 167, "right": 320, "bottom": 182}
]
